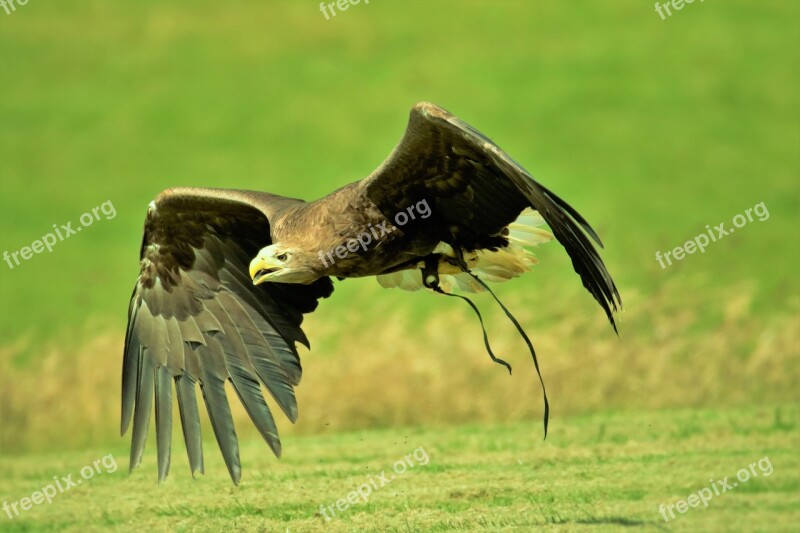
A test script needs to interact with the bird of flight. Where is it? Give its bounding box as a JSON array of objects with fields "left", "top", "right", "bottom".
[{"left": 122, "top": 102, "right": 621, "bottom": 484}]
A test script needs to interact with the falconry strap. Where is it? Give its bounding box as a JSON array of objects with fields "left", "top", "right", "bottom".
[{"left": 421, "top": 253, "right": 550, "bottom": 438}]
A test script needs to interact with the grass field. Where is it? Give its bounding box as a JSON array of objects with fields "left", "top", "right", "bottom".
[
  {"left": 0, "top": 1, "right": 798, "bottom": 531},
  {"left": 1, "top": 405, "right": 797, "bottom": 532}
]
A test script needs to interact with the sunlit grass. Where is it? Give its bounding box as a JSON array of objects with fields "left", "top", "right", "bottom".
[{"left": 0, "top": 405, "right": 797, "bottom": 532}]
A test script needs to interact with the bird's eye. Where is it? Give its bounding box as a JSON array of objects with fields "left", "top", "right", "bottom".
[{"left": 276, "top": 253, "right": 288, "bottom": 262}]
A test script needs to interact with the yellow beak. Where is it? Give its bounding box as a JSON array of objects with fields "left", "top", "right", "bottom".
[{"left": 249, "top": 254, "right": 281, "bottom": 285}]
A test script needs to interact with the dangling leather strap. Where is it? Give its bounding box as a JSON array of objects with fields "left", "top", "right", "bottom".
[{"left": 421, "top": 256, "right": 549, "bottom": 439}]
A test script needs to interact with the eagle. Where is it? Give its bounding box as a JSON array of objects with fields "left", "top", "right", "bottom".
[{"left": 122, "top": 102, "right": 621, "bottom": 484}]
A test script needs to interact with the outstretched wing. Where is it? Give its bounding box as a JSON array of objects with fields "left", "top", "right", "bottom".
[
  {"left": 363, "top": 102, "right": 621, "bottom": 328},
  {"left": 122, "top": 187, "right": 333, "bottom": 484}
]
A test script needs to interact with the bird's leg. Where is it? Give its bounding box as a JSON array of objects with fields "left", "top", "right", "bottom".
[
  {"left": 452, "top": 246, "right": 470, "bottom": 272},
  {"left": 421, "top": 256, "right": 442, "bottom": 290}
]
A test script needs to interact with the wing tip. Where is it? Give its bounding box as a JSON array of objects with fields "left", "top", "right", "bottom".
[
  {"left": 412, "top": 101, "right": 451, "bottom": 121},
  {"left": 229, "top": 465, "right": 242, "bottom": 486}
]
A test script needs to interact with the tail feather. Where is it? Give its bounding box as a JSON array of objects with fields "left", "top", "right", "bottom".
[{"left": 376, "top": 208, "right": 553, "bottom": 293}]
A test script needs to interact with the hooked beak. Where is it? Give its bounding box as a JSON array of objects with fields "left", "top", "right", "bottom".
[{"left": 249, "top": 255, "right": 282, "bottom": 285}]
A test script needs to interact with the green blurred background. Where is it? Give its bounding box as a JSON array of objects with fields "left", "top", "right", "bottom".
[{"left": 0, "top": 0, "right": 797, "bottom": 454}]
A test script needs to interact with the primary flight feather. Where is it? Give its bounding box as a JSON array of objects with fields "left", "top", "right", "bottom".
[{"left": 122, "top": 102, "right": 621, "bottom": 484}]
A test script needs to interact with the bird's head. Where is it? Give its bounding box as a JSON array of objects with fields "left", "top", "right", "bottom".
[{"left": 249, "top": 244, "right": 319, "bottom": 285}]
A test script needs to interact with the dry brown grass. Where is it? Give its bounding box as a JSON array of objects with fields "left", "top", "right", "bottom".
[{"left": 1, "top": 281, "right": 797, "bottom": 455}]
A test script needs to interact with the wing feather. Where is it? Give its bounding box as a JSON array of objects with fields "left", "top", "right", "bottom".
[
  {"left": 121, "top": 296, "right": 142, "bottom": 434},
  {"left": 364, "top": 102, "right": 621, "bottom": 326},
  {"left": 154, "top": 365, "right": 173, "bottom": 483},
  {"left": 217, "top": 268, "right": 303, "bottom": 385},
  {"left": 177, "top": 315, "right": 206, "bottom": 346},
  {"left": 197, "top": 337, "right": 241, "bottom": 484},
  {"left": 122, "top": 188, "right": 334, "bottom": 483},
  {"left": 175, "top": 372, "right": 203, "bottom": 476},
  {"left": 163, "top": 317, "right": 184, "bottom": 371},
  {"left": 217, "top": 292, "right": 299, "bottom": 420},
  {"left": 129, "top": 348, "right": 154, "bottom": 472}
]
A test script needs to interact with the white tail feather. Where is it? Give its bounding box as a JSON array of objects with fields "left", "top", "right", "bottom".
[{"left": 375, "top": 208, "right": 553, "bottom": 293}]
